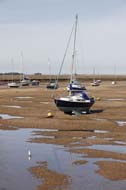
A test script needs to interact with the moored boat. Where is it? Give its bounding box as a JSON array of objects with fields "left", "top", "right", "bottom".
[
  {"left": 47, "top": 80, "right": 58, "bottom": 89},
  {"left": 54, "top": 14, "right": 95, "bottom": 114},
  {"left": 67, "top": 79, "right": 86, "bottom": 91},
  {"left": 20, "top": 79, "right": 30, "bottom": 86},
  {"left": 8, "top": 82, "right": 20, "bottom": 88},
  {"left": 55, "top": 90, "right": 94, "bottom": 114}
]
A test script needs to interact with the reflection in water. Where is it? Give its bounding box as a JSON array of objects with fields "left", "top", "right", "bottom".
[{"left": 0, "top": 129, "right": 126, "bottom": 190}]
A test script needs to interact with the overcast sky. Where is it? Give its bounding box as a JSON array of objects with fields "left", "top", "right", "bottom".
[{"left": 0, "top": 0, "right": 126, "bottom": 74}]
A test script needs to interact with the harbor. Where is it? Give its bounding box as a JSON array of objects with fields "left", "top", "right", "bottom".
[{"left": 0, "top": 80, "right": 126, "bottom": 189}]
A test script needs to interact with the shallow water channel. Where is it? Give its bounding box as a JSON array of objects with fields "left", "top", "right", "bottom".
[{"left": 1, "top": 128, "right": 126, "bottom": 190}]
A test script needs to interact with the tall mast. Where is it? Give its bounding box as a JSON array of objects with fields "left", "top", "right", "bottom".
[
  {"left": 20, "top": 51, "right": 24, "bottom": 80},
  {"left": 11, "top": 57, "right": 14, "bottom": 82},
  {"left": 71, "top": 14, "right": 78, "bottom": 82}
]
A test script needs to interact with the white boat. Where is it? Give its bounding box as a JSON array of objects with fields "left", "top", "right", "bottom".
[
  {"left": 91, "top": 80, "right": 100, "bottom": 86},
  {"left": 20, "top": 79, "right": 30, "bottom": 86},
  {"left": 20, "top": 52, "right": 31, "bottom": 86},
  {"left": 8, "top": 82, "right": 20, "bottom": 88},
  {"left": 67, "top": 79, "right": 86, "bottom": 91},
  {"left": 8, "top": 58, "right": 20, "bottom": 88},
  {"left": 54, "top": 15, "right": 95, "bottom": 115},
  {"left": 31, "top": 80, "right": 40, "bottom": 86},
  {"left": 47, "top": 80, "right": 58, "bottom": 89}
]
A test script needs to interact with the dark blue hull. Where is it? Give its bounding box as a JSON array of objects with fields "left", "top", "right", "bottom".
[{"left": 54, "top": 98, "right": 94, "bottom": 114}]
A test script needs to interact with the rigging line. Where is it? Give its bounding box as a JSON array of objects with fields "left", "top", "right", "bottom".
[{"left": 56, "top": 22, "right": 75, "bottom": 83}]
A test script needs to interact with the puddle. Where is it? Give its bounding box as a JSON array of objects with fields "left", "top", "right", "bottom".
[
  {"left": 106, "top": 98, "right": 126, "bottom": 101},
  {"left": 40, "top": 102, "right": 49, "bottom": 104},
  {"left": 87, "top": 144, "right": 126, "bottom": 154},
  {"left": 95, "top": 118, "right": 107, "bottom": 122},
  {"left": 71, "top": 141, "right": 81, "bottom": 145},
  {"left": 94, "top": 130, "right": 108, "bottom": 133},
  {"left": 36, "top": 135, "right": 55, "bottom": 139},
  {"left": 116, "top": 121, "right": 126, "bottom": 127},
  {"left": 1, "top": 105, "right": 21, "bottom": 109},
  {"left": 72, "top": 137, "right": 83, "bottom": 140},
  {"left": 36, "top": 129, "right": 58, "bottom": 132},
  {"left": 0, "top": 114, "right": 24, "bottom": 119},
  {"left": 32, "top": 129, "right": 58, "bottom": 134},
  {"left": 0, "top": 129, "right": 40, "bottom": 190},
  {"left": 87, "top": 136, "right": 96, "bottom": 139},
  {"left": 1, "top": 128, "right": 126, "bottom": 190},
  {"left": 15, "top": 97, "right": 33, "bottom": 99},
  {"left": 103, "top": 138, "right": 113, "bottom": 141},
  {"left": 114, "top": 141, "right": 126, "bottom": 145}
]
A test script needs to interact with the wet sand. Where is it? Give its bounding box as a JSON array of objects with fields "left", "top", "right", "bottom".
[
  {"left": 95, "top": 161, "right": 126, "bottom": 180},
  {"left": 1, "top": 81, "right": 126, "bottom": 189},
  {"left": 29, "top": 161, "right": 70, "bottom": 190}
]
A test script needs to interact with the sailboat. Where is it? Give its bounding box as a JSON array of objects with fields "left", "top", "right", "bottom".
[
  {"left": 46, "top": 59, "right": 58, "bottom": 89},
  {"left": 20, "top": 74, "right": 30, "bottom": 86},
  {"left": 20, "top": 52, "right": 30, "bottom": 86},
  {"left": 8, "top": 81, "right": 20, "bottom": 88},
  {"left": 67, "top": 79, "right": 86, "bottom": 91},
  {"left": 8, "top": 58, "right": 20, "bottom": 88},
  {"left": 54, "top": 15, "right": 95, "bottom": 115},
  {"left": 91, "top": 67, "right": 100, "bottom": 86}
]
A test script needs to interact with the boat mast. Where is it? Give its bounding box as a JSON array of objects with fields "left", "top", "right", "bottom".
[
  {"left": 48, "top": 58, "right": 51, "bottom": 82},
  {"left": 20, "top": 51, "right": 24, "bottom": 81},
  {"left": 71, "top": 14, "right": 78, "bottom": 83},
  {"left": 11, "top": 58, "right": 14, "bottom": 82}
]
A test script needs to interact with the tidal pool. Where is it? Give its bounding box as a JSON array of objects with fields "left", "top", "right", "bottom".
[
  {"left": 1, "top": 105, "right": 21, "bottom": 109},
  {"left": 1, "top": 128, "right": 126, "bottom": 190},
  {"left": 0, "top": 114, "right": 23, "bottom": 119},
  {"left": 116, "top": 121, "right": 126, "bottom": 127},
  {"left": 94, "top": 130, "right": 108, "bottom": 133},
  {"left": 87, "top": 144, "right": 126, "bottom": 154},
  {"left": 106, "top": 98, "right": 126, "bottom": 101},
  {"left": 15, "top": 96, "right": 33, "bottom": 99}
]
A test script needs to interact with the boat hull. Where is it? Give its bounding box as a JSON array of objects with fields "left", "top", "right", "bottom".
[
  {"left": 54, "top": 98, "right": 94, "bottom": 114},
  {"left": 8, "top": 83, "right": 20, "bottom": 88}
]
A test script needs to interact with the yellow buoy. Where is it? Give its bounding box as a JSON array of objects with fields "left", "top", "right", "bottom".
[
  {"left": 47, "top": 112, "right": 53, "bottom": 118},
  {"left": 96, "top": 97, "right": 101, "bottom": 101}
]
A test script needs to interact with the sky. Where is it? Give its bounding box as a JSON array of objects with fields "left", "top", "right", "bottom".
[{"left": 0, "top": 0, "right": 126, "bottom": 74}]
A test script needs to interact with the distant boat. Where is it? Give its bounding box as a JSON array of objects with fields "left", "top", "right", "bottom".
[
  {"left": 8, "top": 58, "right": 20, "bottom": 88},
  {"left": 20, "top": 52, "right": 30, "bottom": 86},
  {"left": 67, "top": 79, "right": 86, "bottom": 91},
  {"left": 8, "top": 82, "right": 20, "bottom": 88},
  {"left": 111, "top": 64, "right": 117, "bottom": 85},
  {"left": 47, "top": 79, "right": 58, "bottom": 89},
  {"left": 111, "top": 81, "right": 116, "bottom": 85},
  {"left": 20, "top": 75, "right": 30, "bottom": 86},
  {"left": 20, "top": 79, "right": 30, "bottom": 86},
  {"left": 31, "top": 80, "right": 40, "bottom": 86},
  {"left": 54, "top": 15, "right": 95, "bottom": 115},
  {"left": 91, "top": 67, "right": 101, "bottom": 86},
  {"left": 91, "top": 80, "right": 100, "bottom": 86},
  {"left": 46, "top": 59, "right": 59, "bottom": 89}
]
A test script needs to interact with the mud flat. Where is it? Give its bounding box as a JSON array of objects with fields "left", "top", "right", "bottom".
[
  {"left": 95, "top": 161, "right": 126, "bottom": 180},
  {"left": 0, "top": 81, "right": 126, "bottom": 189}
]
